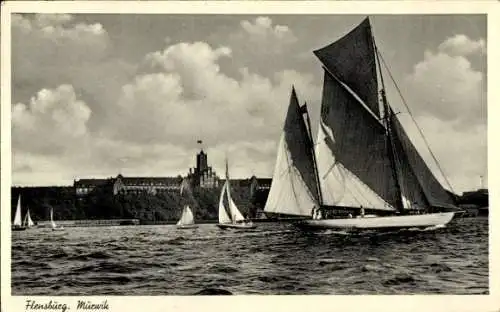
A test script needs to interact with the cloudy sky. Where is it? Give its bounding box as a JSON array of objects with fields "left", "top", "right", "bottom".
[{"left": 10, "top": 13, "right": 486, "bottom": 194}]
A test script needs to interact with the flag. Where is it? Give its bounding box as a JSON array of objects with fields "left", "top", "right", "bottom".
[{"left": 197, "top": 140, "right": 203, "bottom": 144}]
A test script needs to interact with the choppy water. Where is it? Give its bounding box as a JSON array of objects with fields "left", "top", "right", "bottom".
[{"left": 11, "top": 217, "right": 488, "bottom": 295}]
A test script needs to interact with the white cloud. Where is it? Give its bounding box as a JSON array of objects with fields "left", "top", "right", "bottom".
[
  {"left": 12, "top": 13, "right": 136, "bottom": 129},
  {"left": 241, "top": 16, "right": 297, "bottom": 45},
  {"left": 438, "top": 34, "right": 486, "bottom": 57},
  {"left": 12, "top": 85, "right": 91, "bottom": 155},
  {"left": 400, "top": 34, "right": 487, "bottom": 193},
  {"left": 404, "top": 35, "right": 485, "bottom": 125},
  {"left": 12, "top": 13, "right": 109, "bottom": 71},
  {"left": 11, "top": 39, "right": 320, "bottom": 185},
  {"left": 230, "top": 16, "right": 297, "bottom": 55},
  {"left": 97, "top": 41, "right": 320, "bottom": 179},
  {"left": 107, "top": 41, "right": 320, "bottom": 149}
]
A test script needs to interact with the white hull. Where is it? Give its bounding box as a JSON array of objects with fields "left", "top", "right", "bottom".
[
  {"left": 177, "top": 224, "right": 198, "bottom": 229},
  {"left": 217, "top": 222, "right": 256, "bottom": 230},
  {"left": 52, "top": 226, "right": 65, "bottom": 231},
  {"left": 296, "top": 212, "right": 455, "bottom": 231}
]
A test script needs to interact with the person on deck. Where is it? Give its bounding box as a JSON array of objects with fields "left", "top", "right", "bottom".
[{"left": 360, "top": 206, "right": 365, "bottom": 218}]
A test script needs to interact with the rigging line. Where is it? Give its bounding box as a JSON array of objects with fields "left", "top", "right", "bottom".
[
  {"left": 377, "top": 50, "right": 455, "bottom": 194},
  {"left": 338, "top": 165, "right": 379, "bottom": 208},
  {"left": 335, "top": 166, "right": 363, "bottom": 207},
  {"left": 284, "top": 143, "right": 303, "bottom": 213}
]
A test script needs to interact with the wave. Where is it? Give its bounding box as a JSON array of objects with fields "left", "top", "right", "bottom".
[
  {"left": 68, "top": 251, "right": 112, "bottom": 261},
  {"left": 383, "top": 273, "right": 418, "bottom": 286},
  {"left": 193, "top": 288, "right": 233, "bottom": 295},
  {"left": 72, "top": 261, "right": 138, "bottom": 274}
]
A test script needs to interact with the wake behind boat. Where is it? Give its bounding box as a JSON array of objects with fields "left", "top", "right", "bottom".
[
  {"left": 265, "top": 17, "right": 460, "bottom": 232},
  {"left": 217, "top": 159, "right": 256, "bottom": 230}
]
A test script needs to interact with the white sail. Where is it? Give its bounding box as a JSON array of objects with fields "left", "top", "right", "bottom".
[
  {"left": 13, "top": 196, "right": 23, "bottom": 226},
  {"left": 218, "top": 182, "right": 232, "bottom": 224},
  {"left": 177, "top": 205, "right": 195, "bottom": 225},
  {"left": 264, "top": 134, "right": 318, "bottom": 216},
  {"left": 23, "top": 209, "right": 35, "bottom": 227},
  {"left": 315, "top": 121, "right": 396, "bottom": 211},
  {"left": 226, "top": 179, "right": 245, "bottom": 222},
  {"left": 50, "top": 208, "right": 57, "bottom": 229}
]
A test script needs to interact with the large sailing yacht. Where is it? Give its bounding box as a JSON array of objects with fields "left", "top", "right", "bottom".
[{"left": 265, "top": 17, "right": 459, "bottom": 231}]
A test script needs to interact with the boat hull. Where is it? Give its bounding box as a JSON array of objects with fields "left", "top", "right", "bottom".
[
  {"left": 217, "top": 223, "right": 256, "bottom": 230},
  {"left": 177, "top": 224, "right": 198, "bottom": 229},
  {"left": 12, "top": 226, "right": 26, "bottom": 231},
  {"left": 52, "top": 227, "right": 65, "bottom": 231},
  {"left": 295, "top": 212, "right": 456, "bottom": 232}
]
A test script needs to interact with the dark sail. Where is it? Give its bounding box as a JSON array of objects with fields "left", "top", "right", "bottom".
[
  {"left": 388, "top": 118, "right": 429, "bottom": 209},
  {"left": 390, "top": 114, "right": 456, "bottom": 208},
  {"left": 320, "top": 70, "right": 400, "bottom": 208},
  {"left": 313, "top": 18, "right": 380, "bottom": 117},
  {"left": 284, "top": 88, "right": 320, "bottom": 202}
]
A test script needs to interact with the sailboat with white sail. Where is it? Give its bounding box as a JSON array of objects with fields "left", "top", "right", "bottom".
[
  {"left": 50, "top": 207, "right": 65, "bottom": 231},
  {"left": 12, "top": 195, "right": 27, "bottom": 231},
  {"left": 23, "top": 208, "right": 36, "bottom": 228},
  {"left": 265, "top": 17, "right": 460, "bottom": 232},
  {"left": 177, "top": 178, "right": 198, "bottom": 229},
  {"left": 217, "top": 159, "right": 256, "bottom": 230}
]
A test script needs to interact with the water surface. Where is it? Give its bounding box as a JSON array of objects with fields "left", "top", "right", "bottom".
[{"left": 11, "top": 217, "right": 488, "bottom": 295}]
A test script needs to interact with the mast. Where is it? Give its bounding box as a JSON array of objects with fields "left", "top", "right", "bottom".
[
  {"left": 303, "top": 101, "right": 324, "bottom": 207},
  {"left": 370, "top": 19, "right": 404, "bottom": 212}
]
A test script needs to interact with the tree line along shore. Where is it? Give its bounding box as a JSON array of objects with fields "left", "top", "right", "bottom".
[{"left": 11, "top": 184, "right": 269, "bottom": 224}]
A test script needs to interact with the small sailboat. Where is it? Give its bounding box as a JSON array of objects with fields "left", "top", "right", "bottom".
[
  {"left": 177, "top": 205, "right": 197, "bottom": 229},
  {"left": 12, "top": 195, "right": 26, "bottom": 231},
  {"left": 265, "top": 17, "right": 459, "bottom": 232},
  {"left": 23, "top": 208, "right": 36, "bottom": 228},
  {"left": 177, "top": 178, "right": 198, "bottom": 229},
  {"left": 217, "top": 159, "right": 256, "bottom": 230},
  {"left": 50, "top": 208, "right": 65, "bottom": 231}
]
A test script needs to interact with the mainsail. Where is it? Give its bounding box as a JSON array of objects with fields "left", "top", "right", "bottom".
[
  {"left": 24, "top": 209, "right": 35, "bottom": 227},
  {"left": 264, "top": 88, "right": 320, "bottom": 216},
  {"left": 219, "top": 160, "right": 246, "bottom": 223},
  {"left": 13, "top": 196, "right": 23, "bottom": 226},
  {"left": 177, "top": 205, "right": 195, "bottom": 226},
  {"left": 315, "top": 67, "right": 399, "bottom": 211},
  {"left": 178, "top": 178, "right": 197, "bottom": 225},
  {"left": 314, "top": 18, "right": 380, "bottom": 117},
  {"left": 218, "top": 181, "right": 232, "bottom": 223},
  {"left": 50, "top": 208, "right": 57, "bottom": 228},
  {"left": 313, "top": 17, "right": 456, "bottom": 212}
]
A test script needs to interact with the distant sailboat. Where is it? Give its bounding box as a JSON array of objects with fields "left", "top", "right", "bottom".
[
  {"left": 217, "top": 159, "right": 256, "bottom": 230},
  {"left": 50, "top": 208, "right": 65, "bottom": 231},
  {"left": 177, "top": 178, "right": 198, "bottom": 229},
  {"left": 12, "top": 196, "right": 26, "bottom": 231},
  {"left": 266, "top": 17, "right": 459, "bottom": 232},
  {"left": 23, "top": 208, "right": 35, "bottom": 228}
]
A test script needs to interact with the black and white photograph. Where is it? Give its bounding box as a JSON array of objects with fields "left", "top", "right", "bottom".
[{"left": 1, "top": 1, "right": 497, "bottom": 311}]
